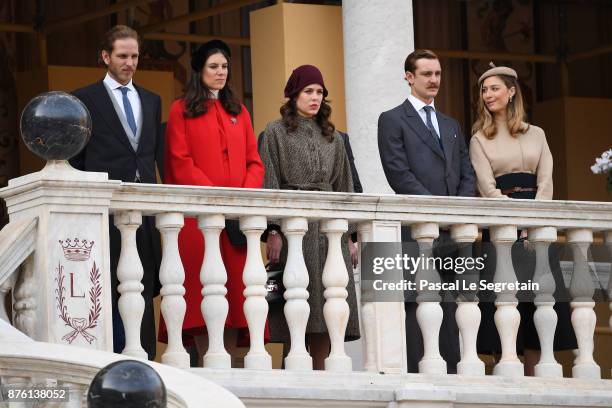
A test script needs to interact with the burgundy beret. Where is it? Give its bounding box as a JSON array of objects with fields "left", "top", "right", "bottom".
[{"left": 284, "top": 65, "right": 328, "bottom": 98}]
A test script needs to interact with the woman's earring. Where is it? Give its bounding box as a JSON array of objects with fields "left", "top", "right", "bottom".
[{"left": 509, "top": 96, "right": 513, "bottom": 103}]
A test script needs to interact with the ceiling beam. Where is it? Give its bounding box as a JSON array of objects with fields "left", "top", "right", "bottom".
[
  {"left": 433, "top": 49, "right": 557, "bottom": 64},
  {"left": 143, "top": 32, "right": 249, "bottom": 46},
  {"left": 0, "top": 23, "right": 35, "bottom": 33},
  {"left": 567, "top": 44, "right": 612, "bottom": 63},
  {"left": 44, "top": 0, "right": 155, "bottom": 34},
  {"left": 139, "top": 0, "right": 262, "bottom": 34}
]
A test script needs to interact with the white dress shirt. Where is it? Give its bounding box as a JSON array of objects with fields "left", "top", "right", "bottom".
[
  {"left": 103, "top": 73, "right": 141, "bottom": 129},
  {"left": 407, "top": 93, "right": 440, "bottom": 137}
]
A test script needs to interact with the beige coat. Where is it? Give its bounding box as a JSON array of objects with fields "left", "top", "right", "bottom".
[{"left": 469, "top": 122, "right": 553, "bottom": 199}]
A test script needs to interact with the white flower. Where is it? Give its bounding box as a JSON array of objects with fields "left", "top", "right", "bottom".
[{"left": 591, "top": 149, "right": 612, "bottom": 174}]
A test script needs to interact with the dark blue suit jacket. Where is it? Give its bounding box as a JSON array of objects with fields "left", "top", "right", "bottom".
[{"left": 378, "top": 99, "right": 475, "bottom": 197}]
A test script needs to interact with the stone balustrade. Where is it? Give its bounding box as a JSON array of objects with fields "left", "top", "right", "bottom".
[
  {"left": 1, "top": 173, "right": 612, "bottom": 395},
  {"left": 106, "top": 182, "right": 612, "bottom": 380}
]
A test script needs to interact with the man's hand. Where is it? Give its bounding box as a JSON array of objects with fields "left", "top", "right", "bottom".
[
  {"left": 266, "top": 232, "right": 283, "bottom": 264},
  {"left": 348, "top": 239, "right": 358, "bottom": 268}
]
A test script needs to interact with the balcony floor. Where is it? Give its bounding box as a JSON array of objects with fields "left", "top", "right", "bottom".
[{"left": 190, "top": 367, "right": 612, "bottom": 408}]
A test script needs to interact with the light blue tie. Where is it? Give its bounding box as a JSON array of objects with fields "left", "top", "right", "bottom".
[{"left": 120, "top": 87, "right": 137, "bottom": 136}]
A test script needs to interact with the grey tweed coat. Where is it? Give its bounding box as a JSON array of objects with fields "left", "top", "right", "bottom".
[{"left": 259, "top": 116, "right": 361, "bottom": 343}]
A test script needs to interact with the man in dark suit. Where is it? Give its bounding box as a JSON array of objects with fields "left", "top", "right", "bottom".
[
  {"left": 377, "top": 49, "right": 476, "bottom": 373},
  {"left": 70, "top": 25, "right": 161, "bottom": 360}
]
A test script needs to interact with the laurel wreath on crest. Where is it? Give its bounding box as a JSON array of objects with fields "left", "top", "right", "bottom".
[{"left": 54, "top": 261, "right": 102, "bottom": 344}]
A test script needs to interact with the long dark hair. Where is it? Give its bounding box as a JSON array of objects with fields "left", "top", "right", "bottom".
[
  {"left": 183, "top": 47, "right": 241, "bottom": 118},
  {"left": 280, "top": 98, "right": 335, "bottom": 141}
]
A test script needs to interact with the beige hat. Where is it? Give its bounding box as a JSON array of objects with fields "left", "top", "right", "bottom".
[{"left": 478, "top": 62, "right": 518, "bottom": 86}]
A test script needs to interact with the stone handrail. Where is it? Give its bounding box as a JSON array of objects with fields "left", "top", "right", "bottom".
[{"left": 111, "top": 182, "right": 612, "bottom": 229}]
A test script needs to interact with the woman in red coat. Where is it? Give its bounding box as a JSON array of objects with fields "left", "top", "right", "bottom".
[{"left": 161, "top": 39, "right": 264, "bottom": 362}]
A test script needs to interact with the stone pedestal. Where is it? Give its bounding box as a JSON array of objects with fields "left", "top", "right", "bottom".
[
  {"left": 0, "top": 161, "right": 120, "bottom": 351},
  {"left": 358, "top": 220, "right": 407, "bottom": 374}
]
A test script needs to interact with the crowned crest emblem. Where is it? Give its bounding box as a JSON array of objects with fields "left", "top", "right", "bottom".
[
  {"left": 59, "top": 238, "right": 94, "bottom": 261},
  {"left": 55, "top": 262, "right": 101, "bottom": 344}
]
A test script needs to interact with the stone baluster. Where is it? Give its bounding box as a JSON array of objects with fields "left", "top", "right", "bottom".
[
  {"left": 321, "top": 219, "right": 352, "bottom": 372},
  {"left": 240, "top": 215, "right": 272, "bottom": 369},
  {"left": 451, "top": 224, "right": 484, "bottom": 376},
  {"left": 198, "top": 214, "right": 231, "bottom": 368},
  {"left": 490, "top": 225, "right": 523, "bottom": 377},
  {"left": 156, "top": 213, "right": 189, "bottom": 368},
  {"left": 12, "top": 258, "right": 36, "bottom": 338},
  {"left": 3, "top": 376, "right": 31, "bottom": 408},
  {"left": 0, "top": 272, "right": 18, "bottom": 322},
  {"left": 281, "top": 217, "right": 313, "bottom": 370},
  {"left": 605, "top": 231, "right": 612, "bottom": 356},
  {"left": 530, "top": 227, "right": 563, "bottom": 378},
  {"left": 114, "top": 211, "right": 147, "bottom": 359},
  {"left": 567, "top": 228, "right": 600, "bottom": 379},
  {"left": 58, "top": 380, "right": 86, "bottom": 408},
  {"left": 357, "top": 223, "right": 376, "bottom": 372},
  {"left": 412, "top": 222, "right": 446, "bottom": 374}
]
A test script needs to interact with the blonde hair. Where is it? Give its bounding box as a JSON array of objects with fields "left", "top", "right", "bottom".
[{"left": 472, "top": 74, "right": 528, "bottom": 139}]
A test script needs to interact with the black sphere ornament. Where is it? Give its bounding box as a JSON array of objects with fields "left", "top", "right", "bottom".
[
  {"left": 20, "top": 91, "right": 91, "bottom": 161},
  {"left": 87, "top": 360, "right": 167, "bottom": 408}
]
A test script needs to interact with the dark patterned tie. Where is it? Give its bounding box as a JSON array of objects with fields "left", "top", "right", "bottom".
[
  {"left": 120, "top": 87, "right": 138, "bottom": 136},
  {"left": 423, "top": 105, "right": 443, "bottom": 151}
]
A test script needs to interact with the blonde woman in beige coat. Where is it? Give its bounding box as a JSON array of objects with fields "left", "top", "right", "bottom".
[{"left": 470, "top": 65, "right": 576, "bottom": 376}]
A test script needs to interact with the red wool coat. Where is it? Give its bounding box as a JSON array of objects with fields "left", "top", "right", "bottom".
[{"left": 159, "top": 98, "right": 264, "bottom": 344}]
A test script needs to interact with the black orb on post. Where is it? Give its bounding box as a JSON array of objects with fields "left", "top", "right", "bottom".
[
  {"left": 20, "top": 91, "right": 91, "bottom": 161},
  {"left": 87, "top": 360, "right": 167, "bottom": 408}
]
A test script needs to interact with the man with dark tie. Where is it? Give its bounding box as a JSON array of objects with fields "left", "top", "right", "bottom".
[
  {"left": 377, "top": 49, "right": 476, "bottom": 373},
  {"left": 70, "top": 25, "right": 161, "bottom": 360}
]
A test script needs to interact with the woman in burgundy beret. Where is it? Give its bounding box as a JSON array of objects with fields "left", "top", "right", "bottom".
[{"left": 258, "top": 65, "right": 360, "bottom": 369}]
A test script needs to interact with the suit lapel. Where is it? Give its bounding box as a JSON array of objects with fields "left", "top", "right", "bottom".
[
  {"left": 90, "top": 81, "right": 136, "bottom": 153},
  {"left": 135, "top": 84, "right": 149, "bottom": 154},
  {"left": 401, "top": 100, "right": 445, "bottom": 160}
]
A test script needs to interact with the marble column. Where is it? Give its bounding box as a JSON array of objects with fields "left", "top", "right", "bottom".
[{"left": 342, "top": 0, "right": 414, "bottom": 193}]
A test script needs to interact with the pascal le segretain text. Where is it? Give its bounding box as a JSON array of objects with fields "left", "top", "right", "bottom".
[{"left": 372, "top": 279, "right": 540, "bottom": 293}]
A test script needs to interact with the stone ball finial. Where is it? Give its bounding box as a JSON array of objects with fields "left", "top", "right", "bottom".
[
  {"left": 20, "top": 91, "right": 91, "bottom": 161},
  {"left": 87, "top": 360, "right": 167, "bottom": 408}
]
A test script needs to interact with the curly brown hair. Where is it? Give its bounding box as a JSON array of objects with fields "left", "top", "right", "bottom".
[
  {"left": 280, "top": 98, "right": 335, "bottom": 142},
  {"left": 182, "top": 47, "right": 241, "bottom": 118}
]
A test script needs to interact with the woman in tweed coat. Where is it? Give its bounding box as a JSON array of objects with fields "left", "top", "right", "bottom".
[{"left": 258, "top": 65, "right": 360, "bottom": 369}]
